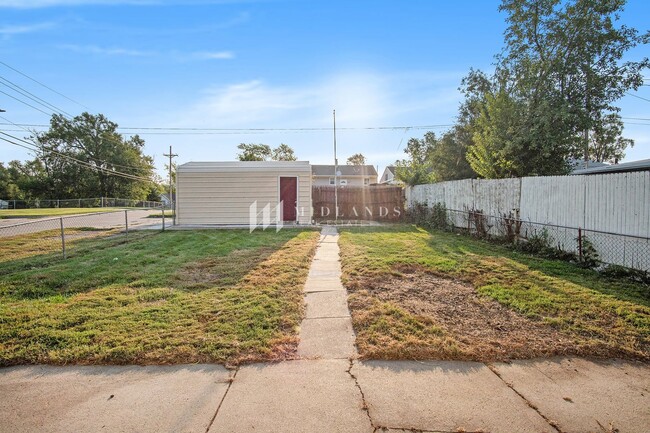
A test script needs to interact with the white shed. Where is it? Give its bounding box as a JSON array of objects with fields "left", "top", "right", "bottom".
[{"left": 176, "top": 161, "right": 312, "bottom": 225}]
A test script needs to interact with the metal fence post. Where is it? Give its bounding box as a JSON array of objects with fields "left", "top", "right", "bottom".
[
  {"left": 162, "top": 206, "right": 165, "bottom": 231},
  {"left": 125, "top": 210, "right": 129, "bottom": 238},
  {"left": 578, "top": 227, "right": 583, "bottom": 262},
  {"left": 60, "top": 217, "right": 66, "bottom": 259}
]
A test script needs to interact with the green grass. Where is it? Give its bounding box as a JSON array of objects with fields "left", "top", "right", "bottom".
[
  {"left": 339, "top": 225, "right": 650, "bottom": 361},
  {"left": 0, "top": 207, "right": 126, "bottom": 219},
  {"left": 0, "top": 227, "right": 119, "bottom": 263},
  {"left": 0, "top": 229, "right": 319, "bottom": 366},
  {"left": 146, "top": 210, "right": 173, "bottom": 218}
]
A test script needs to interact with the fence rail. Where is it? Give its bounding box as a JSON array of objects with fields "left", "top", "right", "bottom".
[
  {"left": 0, "top": 197, "right": 162, "bottom": 210},
  {"left": 410, "top": 204, "right": 650, "bottom": 273}
]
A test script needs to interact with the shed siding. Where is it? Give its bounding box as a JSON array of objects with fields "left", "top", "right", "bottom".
[{"left": 177, "top": 164, "right": 312, "bottom": 225}]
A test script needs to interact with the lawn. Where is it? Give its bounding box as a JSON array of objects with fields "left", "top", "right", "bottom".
[
  {"left": 0, "top": 207, "right": 126, "bottom": 219},
  {"left": 0, "top": 228, "right": 319, "bottom": 366},
  {"left": 1, "top": 227, "right": 119, "bottom": 263},
  {"left": 339, "top": 225, "right": 650, "bottom": 362}
]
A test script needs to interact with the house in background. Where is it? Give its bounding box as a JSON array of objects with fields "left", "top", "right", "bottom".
[
  {"left": 312, "top": 165, "right": 377, "bottom": 187},
  {"left": 569, "top": 158, "right": 609, "bottom": 173},
  {"left": 160, "top": 192, "right": 176, "bottom": 208},
  {"left": 0, "top": 199, "right": 8, "bottom": 210},
  {"left": 571, "top": 158, "right": 650, "bottom": 175},
  {"left": 380, "top": 165, "right": 399, "bottom": 185}
]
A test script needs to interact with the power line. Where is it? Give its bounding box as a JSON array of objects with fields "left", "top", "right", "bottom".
[
  {"left": 0, "top": 131, "right": 153, "bottom": 183},
  {"left": 0, "top": 60, "right": 90, "bottom": 111},
  {"left": 0, "top": 76, "right": 73, "bottom": 118},
  {"left": 0, "top": 115, "right": 154, "bottom": 171},
  {"left": 625, "top": 92, "right": 650, "bottom": 103},
  {"left": 0, "top": 88, "right": 53, "bottom": 116},
  {"left": 0, "top": 121, "right": 454, "bottom": 133}
]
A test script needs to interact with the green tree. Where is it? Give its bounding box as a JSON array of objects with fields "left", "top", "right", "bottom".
[
  {"left": 271, "top": 143, "right": 297, "bottom": 161},
  {"left": 430, "top": 127, "right": 476, "bottom": 181},
  {"left": 394, "top": 133, "right": 436, "bottom": 186},
  {"left": 498, "top": 0, "right": 648, "bottom": 164},
  {"left": 346, "top": 153, "right": 367, "bottom": 165},
  {"left": 588, "top": 113, "right": 633, "bottom": 163},
  {"left": 34, "top": 112, "right": 155, "bottom": 199},
  {"left": 237, "top": 143, "right": 272, "bottom": 161}
]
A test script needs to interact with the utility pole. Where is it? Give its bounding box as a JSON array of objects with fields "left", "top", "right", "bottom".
[
  {"left": 333, "top": 109, "right": 338, "bottom": 223},
  {"left": 163, "top": 145, "right": 178, "bottom": 225}
]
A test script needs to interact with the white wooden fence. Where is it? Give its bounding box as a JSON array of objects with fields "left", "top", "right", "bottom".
[{"left": 407, "top": 171, "right": 650, "bottom": 271}]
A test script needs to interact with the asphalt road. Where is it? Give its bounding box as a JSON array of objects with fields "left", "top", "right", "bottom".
[{"left": 0, "top": 209, "right": 164, "bottom": 238}]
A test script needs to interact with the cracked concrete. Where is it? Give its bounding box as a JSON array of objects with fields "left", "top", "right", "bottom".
[
  {"left": 207, "top": 360, "right": 372, "bottom": 433},
  {"left": 2, "top": 227, "right": 649, "bottom": 433}
]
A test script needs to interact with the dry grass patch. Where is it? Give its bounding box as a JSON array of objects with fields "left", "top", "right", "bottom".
[
  {"left": 339, "top": 225, "right": 650, "bottom": 361},
  {"left": 0, "top": 229, "right": 319, "bottom": 366}
]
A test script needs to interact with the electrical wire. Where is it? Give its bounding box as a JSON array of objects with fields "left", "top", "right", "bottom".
[
  {"left": 0, "top": 89, "right": 53, "bottom": 116},
  {"left": 625, "top": 92, "right": 650, "bottom": 103},
  {"left": 0, "top": 115, "right": 154, "bottom": 171},
  {"left": 0, "top": 61, "right": 90, "bottom": 111},
  {"left": 0, "top": 76, "right": 73, "bottom": 118},
  {"left": 0, "top": 132, "right": 154, "bottom": 183}
]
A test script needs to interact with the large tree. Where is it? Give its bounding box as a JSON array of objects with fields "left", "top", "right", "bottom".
[
  {"left": 394, "top": 133, "right": 436, "bottom": 186},
  {"left": 497, "top": 0, "right": 648, "bottom": 166},
  {"left": 34, "top": 112, "right": 155, "bottom": 199},
  {"left": 271, "top": 143, "right": 297, "bottom": 161},
  {"left": 346, "top": 153, "right": 367, "bottom": 165},
  {"left": 237, "top": 143, "right": 298, "bottom": 161},
  {"left": 237, "top": 143, "right": 272, "bottom": 161}
]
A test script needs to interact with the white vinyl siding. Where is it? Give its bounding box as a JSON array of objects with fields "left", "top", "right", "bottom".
[{"left": 177, "top": 161, "right": 312, "bottom": 225}]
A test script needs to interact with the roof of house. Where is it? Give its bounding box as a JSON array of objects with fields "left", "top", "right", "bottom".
[
  {"left": 568, "top": 158, "right": 609, "bottom": 172},
  {"left": 383, "top": 165, "right": 395, "bottom": 175},
  {"left": 312, "top": 164, "right": 378, "bottom": 177},
  {"left": 178, "top": 161, "right": 312, "bottom": 173},
  {"left": 571, "top": 158, "right": 650, "bottom": 175}
]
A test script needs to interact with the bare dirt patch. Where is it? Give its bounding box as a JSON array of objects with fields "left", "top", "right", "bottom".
[
  {"left": 356, "top": 265, "right": 580, "bottom": 361},
  {"left": 173, "top": 247, "right": 276, "bottom": 290}
]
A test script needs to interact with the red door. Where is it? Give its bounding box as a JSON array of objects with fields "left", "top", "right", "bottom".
[{"left": 280, "top": 177, "right": 297, "bottom": 221}]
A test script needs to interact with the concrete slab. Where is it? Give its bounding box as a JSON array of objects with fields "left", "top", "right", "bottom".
[
  {"left": 304, "top": 277, "right": 346, "bottom": 292},
  {"left": 298, "top": 318, "right": 356, "bottom": 359},
  {"left": 0, "top": 364, "right": 232, "bottom": 433},
  {"left": 208, "top": 360, "right": 372, "bottom": 433},
  {"left": 352, "top": 360, "right": 554, "bottom": 433},
  {"left": 492, "top": 357, "right": 650, "bottom": 433},
  {"left": 308, "top": 267, "right": 341, "bottom": 278},
  {"left": 305, "top": 291, "right": 351, "bottom": 319}
]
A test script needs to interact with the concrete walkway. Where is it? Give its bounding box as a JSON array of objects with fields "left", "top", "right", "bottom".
[
  {"left": 1, "top": 227, "right": 649, "bottom": 432},
  {"left": 297, "top": 225, "right": 356, "bottom": 359}
]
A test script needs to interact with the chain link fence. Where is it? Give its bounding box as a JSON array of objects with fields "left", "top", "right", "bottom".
[
  {"left": 0, "top": 197, "right": 161, "bottom": 209},
  {"left": 409, "top": 203, "right": 650, "bottom": 276},
  {"left": 0, "top": 209, "right": 169, "bottom": 263}
]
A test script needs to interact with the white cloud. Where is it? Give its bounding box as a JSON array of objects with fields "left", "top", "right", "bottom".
[
  {"left": 175, "top": 71, "right": 463, "bottom": 129},
  {"left": 57, "top": 44, "right": 235, "bottom": 60},
  {"left": 142, "top": 70, "right": 464, "bottom": 168},
  {"left": 190, "top": 51, "right": 234, "bottom": 60},
  {"left": 58, "top": 44, "right": 153, "bottom": 56},
  {"left": 0, "top": 22, "right": 55, "bottom": 34}
]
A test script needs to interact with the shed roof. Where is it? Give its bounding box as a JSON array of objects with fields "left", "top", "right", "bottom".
[
  {"left": 178, "top": 161, "right": 311, "bottom": 173},
  {"left": 312, "top": 164, "right": 378, "bottom": 177}
]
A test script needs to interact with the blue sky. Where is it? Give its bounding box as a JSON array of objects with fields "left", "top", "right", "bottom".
[{"left": 0, "top": 0, "right": 649, "bottom": 177}]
